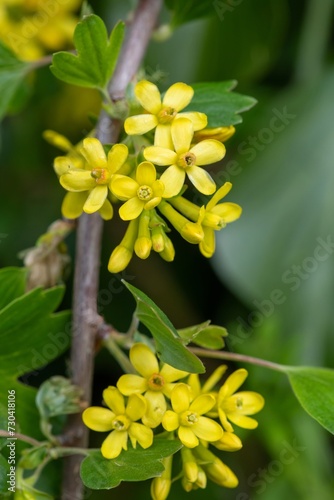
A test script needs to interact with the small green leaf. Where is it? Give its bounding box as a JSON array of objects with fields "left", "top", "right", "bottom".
[
  {"left": 50, "top": 16, "right": 124, "bottom": 90},
  {"left": 284, "top": 366, "right": 334, "bottom": 434},
  {"left": 123, "top": 282, "right": 204, "bottom": 373},
  {"left": 185, "top": 81, "right": 257, "bottom": 126},
  {"left": 81, "top": 439, "right": 182, "bottom": 489},
  {"left": 178, "top": 322, "right": 227, "bottom": 349},
  {"left": 165, "top": 0, "right": 217, "bottom": 27},
  {"left": 0, "top": 41, "right": 30, "bottom": 120}
]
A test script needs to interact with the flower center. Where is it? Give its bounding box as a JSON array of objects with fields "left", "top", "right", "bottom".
[
  {"left": 157, "top": 106, "right": 177, "bottom": 124},
  {"left": 91, "top": 168, "right": 110, "bottom": 185},
  {"left": 180, "top": 411, "right": 199, "bottom": 426},
  {"left": 112, "top": 415, "right": 130, "bottom": 431},
  {"left": 177, "top": 152, "right": 196, "bottom": 169},
  {"left": 203, "top": 212, "right": 226, "bottom": 230},
  {"left": 148, "top": 373, "right": 165, "bottom": 391},
  {"left": 137, "top": 185, "right": 153, "bottom": 201},
  {"left": 236, "top": 397, "right": 243, "bottom": 409}
]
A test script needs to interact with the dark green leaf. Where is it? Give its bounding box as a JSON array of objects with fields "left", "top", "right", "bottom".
[
  {"left": 81, "top": 439, "right": 182, "bottom": 489},
  {"left": 284, "top": 366, "right": 334, "bottom": 435},
  {"left": 0, "top": 41, "right": 30, "bottom": 120},
  {"left": 185, "top": 81, "right": 257, "bottom": 126},
  {"left": 0, "top": 267, "right": 27, "bottom": 310},
  {"left": 165, "top": 0, "right": 217, "bottom": 27},
  {"left": 50, "top": 16, "right": 124, "bottom": 90},
  {"left": 178, "top": 322, "right": 227, "bottom": 349},
  {"left": 123, "top": 282, "right": 204, "bottom": 373}
]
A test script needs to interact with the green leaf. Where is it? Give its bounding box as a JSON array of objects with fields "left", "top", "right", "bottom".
[
  {"left": 81, "top": 439, "right": 182, "bottom": 489},
  {"left": 0, "top": 453, "right": 11, "bottom": 495},
  {"left": 0, "top": 267, "right": 27, "bottom": 310},
  {"left": 284, "top": 366, "right": 334, "bottom": 435},
  {"left": 50, "top": 16, "right": 124, "bottom": 90},
  {"left": 178, "top": 322, "right": 227, "bottom": 349},
  {"left": 0, "top": 270, "right": 71, "bottom": 440},
  {"left": 184, "top": 81, "right": 257, "bottom": 126},
  {"left": 123, "top": 282, "right": 204, "bottom": 373},
  {"left": 165, "top": 0, "right": 217, "bottom": 27},
  {"left": 0, "top": 41, "right": 30, "bottom": 120}
]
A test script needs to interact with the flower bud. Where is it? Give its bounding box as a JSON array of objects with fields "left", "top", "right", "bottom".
[
  {"left": 193, "top": 444, "right": 238, "bottom": 488},
  {"left": 108, "top": 245, "right": 133, "bottom": 273},
  {"left": 151, "top": 455, "right": 173, "bottom": 500}
]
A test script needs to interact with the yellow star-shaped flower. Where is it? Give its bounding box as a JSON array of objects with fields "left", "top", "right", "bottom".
[
  {"left": 144, "top": 118, "right": 225, "bottom": 197},
  {"left": 124, "top": 80, "right": 207, "bottom": 148}
]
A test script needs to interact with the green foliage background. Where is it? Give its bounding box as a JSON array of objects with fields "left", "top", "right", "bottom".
[{"left": 0, "top": 0, "right": 333, "bottom": 499}]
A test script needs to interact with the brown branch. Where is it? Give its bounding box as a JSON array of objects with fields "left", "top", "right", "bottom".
[{"left": 61, "top": 1, "right": 163, "bottom": 499}]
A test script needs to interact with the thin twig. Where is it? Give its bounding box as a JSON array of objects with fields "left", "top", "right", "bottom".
[
  {"left": 0, "top": 430, "right": 42, "bottom": 447},
  {"left": 61, "top": 1, "right": 163, "bottom": 499}
]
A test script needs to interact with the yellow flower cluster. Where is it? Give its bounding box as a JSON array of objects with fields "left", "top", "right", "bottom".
[
  {"left": 82, "top": 343, "right": 264, "bottom": 499},
  {"left": 0, "top": 0, "right": 80, "bottom": 60},
  {"left": 49, "top": 80, "right": 242, "bottom": 272}
]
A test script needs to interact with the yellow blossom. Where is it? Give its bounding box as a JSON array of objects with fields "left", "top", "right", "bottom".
[
  {"left": 218, "top": 368, "right": 265, "bottom": 432},
  {"left": 110, "top": 161, "right": 164, "bottom": 220},
  {"left": 169, "top": 182, "right": 242, "bottom": 257},
  {"left": 117, "top": 343, "right": 188, "bottom": 427},
  {"left": 194, "top": 125, "right": 236, "bottom": 143},
  {"left": 162, "top": 384, "right": 223, "bottom": 448},
  {"left": 144, "top": 118, "right": 225, "bottom": 197},
  {"left": 82, "top": 386, "right": 153, "bottom": 459},
  {"left": 124, "top": 80, "right": 207, "bottom": 149},
  {"left": 108, "top": 218, "right": 139, "bottom": 273},
  {"left": 59, "top": 138, "right": 128, "bottom": 215}
]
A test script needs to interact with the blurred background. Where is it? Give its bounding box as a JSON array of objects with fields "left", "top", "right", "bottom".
[{"left": 0, "top": 0, "right": 334, "bottom": 498}]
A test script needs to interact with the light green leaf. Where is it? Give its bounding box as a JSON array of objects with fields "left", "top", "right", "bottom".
[
  {"left": 284, "top": 366, "right": 334, "bottom": 435},
  {"left": 185, "top": 81, "right": 257, "bottom": 126},
  {"left": 51, "top": 16, "right": 124, "bottom": 90},
  {"left": 0, "top": 41, "right": 30, "bottom": 120},
  {"left": 165, "top": 0, "right": 217, "bottom": 27},
  {"left": 80, "top": 439, "right": 182, "bottom": 489},
  {"left": 0, "top": 269, "right": 71, "bottom": 440},
  {"left": 178, "top": 322, "right": 227, "bottom": 349},
  {"left": 123, "top": 282, "right": 204, "bottom": 373}
]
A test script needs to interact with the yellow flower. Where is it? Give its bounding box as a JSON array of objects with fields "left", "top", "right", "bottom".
[
  {"left": 0, "top": 0, "right": 80, "bottom": 60},
  {"left": 110, "top": 161, "right": 164, "bottom": 220},
  {"left": 194, "top": 125, "right": 235, "bottom": 143},
  {"left": 217, "top": 368, "right": 265, "bottom": 432},
  {"left": 59, "top": 138, "right": 128, "bottom": 215},
  {"left": 108, "top": 218, "right": 139, "bottom": 273},
  {"left": 169, "top": 182, "right": 242, "bottom": 257},
  {"left": 124, "top": 80, "right": 207, "bottom": 149},
  {"left": 117, "top": 343, "right": 188, "bottom": 427},
  {"left": 82, "top": 386, "right": 153, "bottom": 459},
  {"left": 144, "top": 118, "right": 225, "bottom": 197},
  {"left": 162, "top": 384, "right": 223, "bottom": 448},
  {"left": 192, "top": 444, "right": 238, "bottom": 488}
]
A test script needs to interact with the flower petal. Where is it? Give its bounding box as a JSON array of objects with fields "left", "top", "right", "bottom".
[
  {"left": 129, "top": 422, "right": 153, "bottom": 449},
  {"left": 60, "top": 170, "right": 95, "bottom": 192},
  {"left": 213, "top": 432, "right": 243, "bottom": 451},
  {"left": 160, "top": 165, "right": 185, "bottom": 198},
  {"left": 144, "top": 197, "right": 161, "bottom": 210},
  {"left": 206, "top": 182, "right": 232, "bottom": 211},
  {"left": 225, "top": 392, "right": 265, "bottom": 415},
  {"left": 218, "top": 409, "right": 234, "bottom": 432},
  {"left": 202, "top": 365, "right": 228, "bottom": 393},
  {"left": 171, "top": 383, "right": 190, "bottom": 414},
  {"left": 171, "top": 118, "right": 193, "bottom": 154},
  {"left": 178, "top": 426, "right": 199, "bottom": 448},
  {"left": 126, "top": 393, "right": 147, "bottom": 421},
  {"left": 154, "top": 124, "right": 173, "bottom": 149},
  {"left": 193, "top": 417, "right": 223, "bottom": 442},
  {"left": 135, "top": 80, "right": 161, "bottom": 114},
  {"left": 61, "top": 192, "right": 86, "bottom": 219},
  {"left": 82, "top": 407, "right": 115, "bottom": 432},
  {"left": 162, "top": 410, "right": 179, "bottom": 431},
  {"left": 162, "top": 82, "right": 194, "bottom": 111},
  {"left": 190, "top": 140, "right": 226, "bottom": 165},
  {"left": 199, "top": 227, "right": 215, "bottom": 258},
  {"left": 143, "top": 391, "right": 167, "bottom": 428},
  {"left": 227, "top": 413, "right": 259, "bottom": 429},
  {"left": 98, "top": 198, "right": 114, "bottom": 220},
  {"left": 130, "top": 343, "right": 159, "bottom": 378},
  {"left": 117, "top": 374, "right": 148, "bottom": 395},
  {"left": 83, "top": 185, "right": 108, "bottom": 214},
  {"left": 82, "top": 138, "right": 107, "bottom": 169},
  {"left": 190, "top": 394, "right": 216, "bottom": 415},
  {"left": 124, "top": 114, "right": 158, "bottom": 135},
  {"left": 54, "top": 156, "right": 74, "bottom": 176},
  {"left": 111, "top": 176, "right": 138, "bottom": 200},
  {"left": 101, "top": 430, "right": 128, "bottom": 459},
  {"left": 219, "top": 369, "right": 248, "bottom": 400},
  {"left": 144, "top": 146, "right": 177, "bottom": 166},
  {"left": 136, "top": 161, "right": 156, "bottom": 186},
  {"left": 211, "top": 202, "right": 242, "bottom": 223},
  {"left": 107, "top": 143, "right": 128, "bottom": 174},
  {"left": 186, "top": 166, "right": 216, "bottom": 195},
  {"left": 103, "top": 386, "right": 125, "bottom": 415},
  {"left": 178, "top": 111, "right": 207, "bottom": 131},
  {"left": 160, "top": 364, "right": 188, "bottom": 383},
  {"left": 119, "top": 197, "right": 144, "bottom": 220}
]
